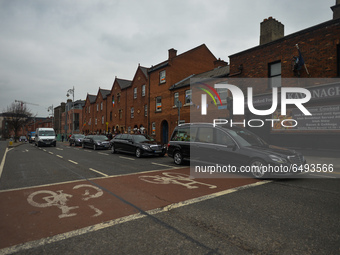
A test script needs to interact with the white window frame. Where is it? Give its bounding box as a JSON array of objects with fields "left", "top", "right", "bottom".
[
  {"left": 156, "top": 97, "right": 162, "bottom": 112},
  {"left": 131, "top": 107, "right": 134, "bottom": 118},
  {"left": 144, "top": 104, "right": 147, "bottom": 116},
  {"left": 269, "top": 61, "right": 281, "bottom": 88},
  {"left": 152, "top": 122, "right": 156, "bottom": 135},
  {"left": 174, "top": 92, "right": 179, "bottom": 107},
  {"left": 142, "top": 85, "right": 146, "bottom": 97},
  {"left": 185, "top": 89, "right": 192, "bottom": 105},
  {"left": 134, "top": 88, "right": 137, "bottom": 99},
  {"left": 159, "top": 70, "right": 166, "bottom": 84}
]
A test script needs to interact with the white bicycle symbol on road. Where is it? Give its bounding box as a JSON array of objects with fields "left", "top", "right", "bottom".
[
  {"left": 27, "top": 184, "right": 104, "bottom": 219},
  {"left": 139, "top": 172, "right": 217, "bottom": 189}
]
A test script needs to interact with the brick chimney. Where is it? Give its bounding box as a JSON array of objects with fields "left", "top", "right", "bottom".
[
  {"left": 168, "top": 48, "right": 177, "bottom": 60},
  {"left": 331, "top": 0, "right": 340, "bottom": 20},
  {"left": 214, "top": 58, "right": 228, "bottom": 68},
  {"left": 260, "top": 17, "right": 284, "bottom": 45}
]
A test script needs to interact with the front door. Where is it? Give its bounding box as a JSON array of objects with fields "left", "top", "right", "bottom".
[{"left": 162, "top": 120, "right": 169, "bottom": 145}]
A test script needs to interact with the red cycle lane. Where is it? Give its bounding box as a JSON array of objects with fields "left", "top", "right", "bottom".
[{"left": 0, "top": 167, "right": 262, "bottom": 252}]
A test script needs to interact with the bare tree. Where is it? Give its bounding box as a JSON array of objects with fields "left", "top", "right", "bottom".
[{"left": 4, "top": 102, "right": 33, "bottom": 141}]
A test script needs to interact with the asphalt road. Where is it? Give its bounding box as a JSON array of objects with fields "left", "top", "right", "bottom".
[{"left": 0, "top": 141, "right": 339, "bottom": 254}]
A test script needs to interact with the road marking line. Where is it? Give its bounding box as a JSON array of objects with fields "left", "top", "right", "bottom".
[
  {"left": 74, "top": 148, "right": 80, "bottom": 150},
  {"left": 119, "top": 156, "right": 135, "bottom": 160},
  {"left": 48, "top": 152, "right": 53, "bottom": 155},
  {"left": 68, "top": 160, "right": 78, "bottom": 165},
  {"left": 151, "top": 162, "right": 175, "bottom": 168},
  {"left": 84, "top": 150, "right": 92, "bottom": 153},
  {"left": 56, "top": 148, "right": 63, "bottom": 151},
  {"left": 89, "top": 168, "right": 109, "bottom": 177},
  {"left": 56, "top": 155, "right": 63, "bottom": 159},
  {"left": 43, "top": 149, "right": 46, "bottom": 152},
  {"left": 98, "top": 152, "right": 108, "bottom": 156},
  {"left": 0, "top": 167, "right": 187, "bottom": 193},
  {"left": 0, "top": 180, "right": 270, "bottom": 254},
  {"left": 0, "top": 148, "right": 9, "bottom": 179}
]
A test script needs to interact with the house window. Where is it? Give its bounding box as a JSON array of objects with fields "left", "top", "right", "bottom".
[
  {"left": 97, "top": 104, "right": 99, "bottom": 111},
  {"left": 159, "top": 70, "right": 166, "bottom": 84},
  {"left": 100, "top": 102, "right": 103, "bottom": 111},
  {"left": 142, "top": 84, "right": 146, "bottom": 97},
  {"left": 117, "top": 93, "right": 121, "bottom": 103},
  {"left": 185, "top": 90, "right": 192, "bottom": 104},
  {"left": 131, "top": 107, "right": 134, "bottom": 118},
  {"left": 95, "top": 118, "right": 97, "bottom": 125},
  {"left": 110, "top": 111, "right": 112, "bottom": 121},
  {"left": 119, "top": 109, "right": 122, "bottom": 119},
  {"left": 102, "top": 116, "right": 104, "bottom": 124},
  {"left": 174, "top": 92, "right": 179, "bottom": 107},
  {"left": 89, "top": 106, "right": 90, "bottom": 113},
  {"left": 152, "top": 122, "right": 156, "bottom": 135},
  {"left": 89, "top": 118, "right": 91, "bottom": 125},
  {"left": 144, "top": 104, "right": 147, "bottom": 116},
  {"left": 156, "top": 97, "right": 162, "bottom": 112},
  {"left": 134, "top": 88, "right": 137, "bottom": 99},
  {"left": 269, "top": 61, "right": 281, "bottom": 88}
]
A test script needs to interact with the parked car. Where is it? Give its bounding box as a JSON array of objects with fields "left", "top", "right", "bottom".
[
  {"left": 167, "top": 123, "right": 306, "bottom": 178},
  {"left": 19, "top": 136, "right": 27, "bottom": 142},
  {"left": 82, "top": 135, "right": 110, "bottom": 150},
  {"left": 110, "top": 134, "right": 166, "bottom": 158},
  {"left": 69, "top": 134, "right": 85, "bottom": 146}
]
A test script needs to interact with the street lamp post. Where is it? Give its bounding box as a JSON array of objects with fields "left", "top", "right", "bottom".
[
  {"left": 47, "top": 105, "right": 54, "bottom": 129},
  {"left": 67, "top": 86, "right": 75, "bottom": 134}
]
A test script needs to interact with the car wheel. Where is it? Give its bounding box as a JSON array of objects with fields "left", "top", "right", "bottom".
[
  {"left": 135, "top": 148, "right": 142, "bottom": 158},
  {"left": 111, "top": 144, "right": 116, "bottom": 154},
  {"left": 69, "top": 142, "right": 72, "bottom": 146},
  {"left": 93, "top": 144, "right": 97, "bottom": 150},
  {"left": 173, "top": 151, "right": 183, "bottom": 165},
  {"left": 250, "top": 159, "right": 268, "bottom": 179}
]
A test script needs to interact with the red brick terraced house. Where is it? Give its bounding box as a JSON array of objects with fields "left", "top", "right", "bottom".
[
  {"left": 92, "top": 88, "right": 111, "bottom": 134},
  {"left": 227, "top": 1, "right": 340, "bottom": 149},
  {"left": 124, "top": 65, "right": 149, "bottom": 134},
  {"left": 109, "top": 77, "right": 132, "bottom": 134},
  {"left": 148, "top": 44, "right": 219, "bottom": 144},
  {"left": 83, "top": 94, "right": 97, "bottom": 134}
]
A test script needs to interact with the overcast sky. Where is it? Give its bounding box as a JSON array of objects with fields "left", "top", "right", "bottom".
[{"left": 0, "top": 0, "right": 336, "bottom": 117}]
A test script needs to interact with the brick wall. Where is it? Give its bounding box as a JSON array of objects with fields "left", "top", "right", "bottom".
[{"left": 149, "top": 44, "right": 217, "bottom": 143}]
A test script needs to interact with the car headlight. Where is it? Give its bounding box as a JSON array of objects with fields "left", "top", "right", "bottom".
[
  {"left": 142, "top": 145, "right": 150, "bottom": 150},
  {"left": 96, "top": 142, "right": 102, "bottom": 145},
  {"left": 269, "top": 155, "right": 287, "bottom": 163}
]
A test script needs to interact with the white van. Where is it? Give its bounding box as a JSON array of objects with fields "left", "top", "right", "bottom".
[{"left": 35, "top": 128, "right": 56, "bottom": 147}]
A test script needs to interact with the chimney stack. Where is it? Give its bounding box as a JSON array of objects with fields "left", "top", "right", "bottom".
[
  {"left": 168, "top": 48, "right": 177, "bottom": 60},
  {"left": 260, "top": 17, "right": 284, "bottom": 45},
  {"left": 331, "top": 0, "right": 340, "bottom": 20}
]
